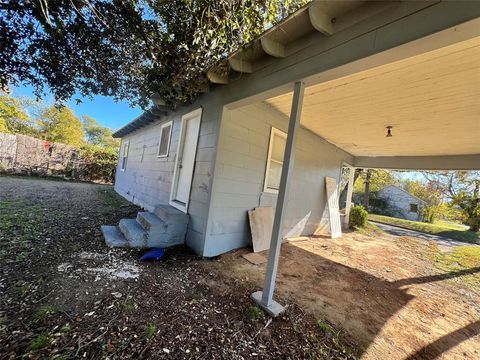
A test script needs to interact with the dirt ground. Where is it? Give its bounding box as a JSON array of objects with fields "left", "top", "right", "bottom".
[
  {"left": 0, "top": 176, "right": 357, "bottom": 359},
  {"left": 213, "top": 232, "right": 480, "bottom": 359}
]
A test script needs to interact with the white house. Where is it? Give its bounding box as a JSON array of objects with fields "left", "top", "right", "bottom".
[
  {"left": 377, "top": 185, "right": 426, "bottom": 221},
  {"left": 103, "top": 0, "right": 480, "bottom": 315}
]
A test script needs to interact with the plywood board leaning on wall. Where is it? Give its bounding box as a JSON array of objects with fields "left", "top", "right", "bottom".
[{"left": 248, "top": 207, "right": 274, "bottom": 252}]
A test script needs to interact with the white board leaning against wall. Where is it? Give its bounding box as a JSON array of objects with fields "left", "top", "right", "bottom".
[{"left": 325, "top": 177, "right": 342, "bottom": 239}]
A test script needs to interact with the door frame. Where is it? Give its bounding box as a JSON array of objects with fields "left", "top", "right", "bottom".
[{"left": 169, "top": 108, "right": 203, "bottom": 213}]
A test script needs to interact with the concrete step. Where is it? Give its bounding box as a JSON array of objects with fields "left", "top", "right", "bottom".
[
  {"left": 102, "top": 225, "right": 128, "bottom": 248},
  {"left": 119, "top": 218, "right": 148, "bottom": 248},
  {"left": 136, "top": 212, "right": 167, "bottom": 232},
  {"left": 137, "top": 211, "right": 187, "bottom": 248},
  {"left": 154, "top": 204, "right": 189, "bottom": 225}
]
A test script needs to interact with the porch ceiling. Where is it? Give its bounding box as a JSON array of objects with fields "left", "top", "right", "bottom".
[{"left": 264, "top": 36, "right": 480, "bottom": 157}]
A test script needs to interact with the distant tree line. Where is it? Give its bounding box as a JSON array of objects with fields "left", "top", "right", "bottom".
[
  {"left": 342, "top": 168, "right": 480, "bottom": 233},
  {"left": 0, "top": 92, "right": 120, "bottom": 182}
]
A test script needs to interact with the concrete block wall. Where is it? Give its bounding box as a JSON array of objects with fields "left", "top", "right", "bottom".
[
  {"left": 377, "top": 185, "right": 424, "bottom": 221},
  {"left": 204, "top": 102, "right": 354, "bottom": 257},
  {"left": 114, "top": 97, "right": 223, "bottom": 255}
]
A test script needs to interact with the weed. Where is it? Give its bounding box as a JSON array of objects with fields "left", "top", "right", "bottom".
[
  {"left": 246, "top": 306, "right": 264, "bottom": 321},
  {"left": 196, "top": 287, "right": 209, "bottom": 298},
  {"left": 29, "top": 334, "right": 50, "bottom": 351},
  {"left": 317, "top": 320, "right": 333, "bottom": 333},
  {"left": 35, "top": 305, "right": 59, "bottom": 322},
  {"left": 15, "top": 281, "right": 32, "bottom": 297},
  {"left": 60, "top": 324, "right": 71, "bottom": 334},
  {"left": 144, "top": 323, "right": 157, "bottom": 340},
  {"left": 121, "top": 302, "right": 136, "bottom": 312}
]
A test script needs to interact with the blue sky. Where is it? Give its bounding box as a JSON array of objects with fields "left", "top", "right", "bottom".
[{"left": 12, "top": 84, "right": 143, "bottom": 131}]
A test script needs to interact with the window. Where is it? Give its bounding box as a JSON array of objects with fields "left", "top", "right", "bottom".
[
  {"left": 410, "top": 203, "right": 418, "bottom": 213},
  {"left": 120, "top": 141, "right": 129, "bottom": 171},
  {"left": 157, "top": 121, "right": 173, "bottom": 158},
  {"left": 264, "top": 127, "right": 287, "bottom": 193}
]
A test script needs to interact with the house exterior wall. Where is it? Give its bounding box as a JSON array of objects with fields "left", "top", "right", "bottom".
[
  {"left": 112, "top": 1, "right": 477, "bottom": 256},
  {"left": 203, "top": 102, "right": 354, "bottom": 257},
  {"left": 114, "top": 97, "right": 223, "bottom": 255},
  {"left": 377, "top": 185, "right": 424, "bottom": 221}
]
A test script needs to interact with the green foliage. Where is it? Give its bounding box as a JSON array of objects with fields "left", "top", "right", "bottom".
[
  {"left": 368, "top": 214, "right": 479, "bottom": 244},
  {"left": 39, "top": 107, "right": 84, "bottom": 147},
  {"left": 422, "top": 205, "right": 436, "bottom": 223},
  {"left": 431, "top": 245, "right": 480, "bottom": 290},
  {"left": 354, "top": 169, "right": 398, "bottom": 195},
  {"left": 404, "top": 179, "right": 442, "bottom": 206},
  {"left": 453, "top": 192, "right": 480, "bottom": 232},
  {"left": 78, "top": 144, "right": 118, "bottom": 183},
  {"left": 349, "top": 205, "right": 368, "bottom": 228},
  {"left": 28, "top": 334, "right": 51, "bottom": 351},
  {"left": 144, "top": 323, "right": 157, "bottom": 340},
  {"left": 317, "top": 320, "right": 333, "bottom": 333},
  {"left": 421, "top": 203, "right": 462, "bottom": 223},
  {"left": 83, "top": 115, "right": 120, "bottom": 149},
  {"left": 121, "top": 302, "right": 136, "bottom": 312},
  {"left": 0, "top": 93, "right": 38, "bottom": 135},
  {"left": 34, "top": 304, "right": 59, "bottom": 322},
  {"left": 246, "top": 305, "right": 264, "bottom": 321},
  {"left": 2, "top": 1, "right": 308, "bottom": 107}
]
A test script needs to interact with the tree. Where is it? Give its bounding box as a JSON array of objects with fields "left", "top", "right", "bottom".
[
  {"left": 419, "top": 171, "right": 480, "bottom": 230},
  {"left": 404, "top": 179, "right": 442, "bottom": 205},
  {"left": 0, "top": 93, "right": 38, "bottom": 136},
  {"left": 39, "top": 107, "right": 85, "bottom": 147},
  {"left": 83, "top": 115, "right": 119, "bottom": 149},
  {"left": 1, "top": 1, "right": 308, "bottom": 108}
]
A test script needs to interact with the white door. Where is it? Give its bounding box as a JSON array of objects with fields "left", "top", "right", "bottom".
[
  {"left": 325, "top": 177, "right": 342, "bottom": 239},
  {"left": 170, "top": 109, "right": 202, "bottom": 212}
]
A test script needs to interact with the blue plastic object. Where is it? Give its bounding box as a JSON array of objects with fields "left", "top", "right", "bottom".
[{"left": 140, "top": 248, "right": 165, "bottom": 261}]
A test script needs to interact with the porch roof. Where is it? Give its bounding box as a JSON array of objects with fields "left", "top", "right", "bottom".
[{"left": 263, "top": 36, "right": 480, "bottom": 160}]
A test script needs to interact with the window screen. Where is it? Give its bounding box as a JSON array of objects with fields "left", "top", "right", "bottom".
[{"left": 158, "top": 121, "right": 173, "bottom": 157}]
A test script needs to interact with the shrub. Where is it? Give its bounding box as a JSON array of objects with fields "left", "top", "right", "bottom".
[
  {"left": 78, "top": 144, "right": 118, "bottom": 183},
  {"left": 349, "top": 205, "right": 368, "bottom": 228}
]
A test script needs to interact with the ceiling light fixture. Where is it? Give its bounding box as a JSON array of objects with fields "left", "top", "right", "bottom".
[{"left": 386, "top": 126, "right": 393, "bottom": 138}]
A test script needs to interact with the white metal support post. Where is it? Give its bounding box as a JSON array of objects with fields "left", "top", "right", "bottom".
[
  {"left": 344, "top": 166, "right": 355, "bottom": 226},
  {"left": 251, "top": 81, "right": 305, "bottom": 317}
]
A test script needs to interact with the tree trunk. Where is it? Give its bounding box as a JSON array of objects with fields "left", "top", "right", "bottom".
[{"left": 363, "top": 169, "right": 372, "bottom": 210}]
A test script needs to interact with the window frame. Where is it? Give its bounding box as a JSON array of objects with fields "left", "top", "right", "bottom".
[
  {"left": 157, "top": 120, "right": 173, "bottom": 158},
  {"left": 410, "top": 203, "right": 419, "bottom": 213},
  {"left": 120, "top": 140, "right": 129, "bottom": 171},
  {"left": 263, "top": 126, "right": 287, "bottom": 194}
]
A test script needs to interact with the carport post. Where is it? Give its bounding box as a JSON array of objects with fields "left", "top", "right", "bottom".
[
  {"left": 251, "top": 81, "right": 305, "bottom": 317},
  {"left": 344, "top": 166, "right": 355, "bottom": 226}
]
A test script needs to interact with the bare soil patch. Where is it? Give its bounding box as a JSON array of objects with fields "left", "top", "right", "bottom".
[
  {"left": 0, "top": 176, "right": 357, "bottom": 359},
  {"left": 212, "top": 232, "right": 480, "bottom": 359}
]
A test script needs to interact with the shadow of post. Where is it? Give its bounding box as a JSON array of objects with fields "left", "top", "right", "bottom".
[
  {"left": 272, "top": 242, "right": 479, "bottom": 359},
  {"left": 405, "top": 320, "right": 480, "bottom": 360}
]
